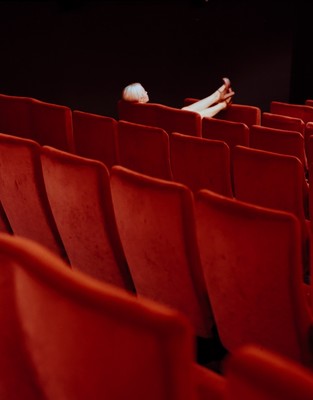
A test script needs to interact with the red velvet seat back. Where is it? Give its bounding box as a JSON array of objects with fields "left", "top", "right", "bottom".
[
  {"left": 31, "top": 98, "right": 74, "bottom": 152},
  {"left": 249, "top": 124, "right": 307, "bottom": 170},
  {"left": 117, "top": 99, "right": 159, "bottom": 127},
  {"left": 270, "top": 101, "right": 313, "bottom": 124},
  {"left": 40, "top": 146, "right": 135, "bottom": 292},
  {"left": 195, "top": 190, "right": 313, "bottom": 365},
  {"left": 0, "top": 93, "right": 33, "bottom": 138},
  {"left": 226, "top": 345, "right": 313, "bottom": 400},
  {"left": 110, "top": 166, "right": 214, "bottom": 338},
  {"left": 117, "top": 120, "right": 173, "bottom": 180},
  {"left": 170, "top": 132, "right": 233, "bottom": 196},
  {"left": 0, "top": 233, "right": 195, "bottom": 400},
  {"left": 155, "top": 104, "right": 202, "bottom": 137},
  {"left": 202, "top": 117, "right": 249, "bottom": 150},
  {"left": 304, "top": 122, "right": 313, "bottom": 166},
  {"left": 72, "top": 110, "right": 119, "bottom": 168},
  {"left": 262, "top": 112, "right": 305, "bottom": 135},
  {"left": 0, "top": 133, "right": 67, "bottom": 260},
  {"left": 232, "top": 146, "right": 308, "bottom": 223}
]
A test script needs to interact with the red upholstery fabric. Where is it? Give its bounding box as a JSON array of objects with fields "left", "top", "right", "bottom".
[
  {"left": 0, "top": 202, "right": 12, "bottom": 234},
  {"left": 155, "top": 104, "right": 202, "bottom": 137},
  {"left": 201, "top": 118, "right": 249, "bottom": 150},
  {"left": 170, "top": 132, "right": 233, "bottom": 196},
  {"left": 40, "top": 146, "right": 135, "bottom": 292},
  {"left": 0, "top": 93, "right": 33, "bottom": 138},
  {"left": 249, "top": 124, "right": 308, "bottom": 171},
  {"left": 117, "top": 120, "right": 173, "bottom": 180},
  {"left": 232, "top": 145, "right": 309, "bottom": 223},
  {"left": 0, "top": 133, "right": 68, "bottom": 260},
  {"left": 270, "top": 101, "right": 313, "bottom": 124},
  {"left": 0, "top": 233, "right": 202, "bottom": 400},
  {"left": 225, "top": 345, "right": 313, "bottom": 399},
  {"left": 261, "top": 112, "right": 305, "bottom": 136},
  {"left": 72, "top": 110, "right": 119, "bottom": 168},
  {"left": 0, "top": 234, "right": 45, "bottom": 399},
  {"left": 232, "top": 146, "right": 310, "bottom": 278},
  {"left": 305, "top": 100, "right": 313, "bottom": 107},
  {"left": 304, "top": 122, "right": 313, "bottom": 166},
  {"left": 117, "top": 99, "right": 159, "bottom": 126},
  {"left": 110, "top": 166, "right": 214, "bottom": 338},
  {"left": 0, "top": 93, "right": 74, "bottom": 152},
  {"left": 183, "top": 98, "right": 261, "bottom": 127},
  {"left": 31, "top": 98, "right": 74, "bottom": 152},
  {"left": 195, "top": 189, "right": 313, "bottom": 366}
]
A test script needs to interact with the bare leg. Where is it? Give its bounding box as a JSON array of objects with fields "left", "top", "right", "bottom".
[
  {"left": 182, "top": 77, "right": 234, "bottom": 112},
  {"left": 196, "top": 101, "right": 228, "bottom": 119}
]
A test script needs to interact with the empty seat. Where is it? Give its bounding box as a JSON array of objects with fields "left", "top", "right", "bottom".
[
  {"left": 31, "top": 98, "right": 74, "bottom": 152},
  {"left": 72, "top": 110, "right": 119, "bottom": 168},
  {"left": 195, "top": 189, "right": 313, "bottom": 366},
  {"left": 110, "top": 166, "right": 215, "bottom": 342},
  {"left": 262, "top": 111, "right": 305, "bottom": 135},
  {"left": 170, "top": 132, "right": 233, "bottom": 196},
  {"left": 40, "top": 146, "right": 135, "bottom": 291},
  {"left": 0, "top": 233, "right": 225, "bottom": 400},
  {"left": 304, "top": 122, "right": 313, "bottom": 166},
  {"left": 270, "top": 101, "right": 313, "bottom": 124},
  {"left": 249, "top": 124, "right": 308, "bottom": 171},
  {"left": 0, "top": 133, "right": 68, "bottom": 260},
  {"left": 225, "top": 345, "right": 313, "bottom": 400},
  {"left": 0, "top": 93, "right": 33, "bottom": 138},
  {"left": 232, "top": 145, "right": 310, "bottom": 280},
  {"left": 155, "top": 104, "right": 202, "bottom": 137},
  {"left": 202, "top": 117, "right": 249, "bottom": 150},
  {"left": 117, "top": 120, "right": 173, "bottom": 179},
  {"left": 117, "top": 99, "right": 159, "bottom": 126}
]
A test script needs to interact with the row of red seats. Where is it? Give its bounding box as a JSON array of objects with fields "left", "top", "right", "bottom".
[
  {"left": 0, "top": 132, "right": 312, "bottom": 369},
  {"left": 1, "top": 232, "right": 313, "bottom": 399}
]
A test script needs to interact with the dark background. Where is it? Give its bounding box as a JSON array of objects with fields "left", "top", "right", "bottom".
[{"left": 0, "top": 1, "right": 310, "bottom": 119}]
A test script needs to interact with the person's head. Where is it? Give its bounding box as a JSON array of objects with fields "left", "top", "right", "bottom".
[{"left": 122, "top": 82, "right": 149, "bottom": 103}]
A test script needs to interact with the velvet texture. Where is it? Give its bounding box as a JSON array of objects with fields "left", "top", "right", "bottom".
[
  {"left": 110, "top": 166, "right": 214, "bottom": 338},
  {"left": 117, "top": 100, "right": 202, "bottom": 137},
  {"left": 117, "top": 100, "right": 159, "bottom": 127},
  {"left": 201, "top": 118, "right": 249, "bottom": 150},
  {"left": 40, "top": 146, "right": 135, "bottom": 292},
  {"left": 170, "top": 132, "right": 233, "bottom": 196},
  {"left": 304, "top": 122, "right": 313, "bottom": 166},
  {"left": 249, "top": 124, "right": 308, "bottom": 172},
  {"left": 155, "top": 104, "right": 202, "bottom": 137},
  {"left": 31, "top": 98, "right": 74, "bottom": 152},
  {"left": 72, "top": 110, "right": 119, "bottom": 168},
  {"left": 0, "top": 233, "right": 200, "bottom": 400},
  {"left": 183, "top": 98, "right": 261, "bottom": 127},
  {"left": 261, "top": 112, "right": 305, "bottom": 135},
  {"left": 225, "top": 345, "right": 313, "bottom": 400},
  {"left": 0, "top": 93, "right": 74, "bottom": 152},
  {"left": 195, "top": 190, "right": 313, "bottom": 366},
  {"left": 270, "top": 101, "right": 313, "bottom": 124},
  {"left": 117, "top": 120, "right": 173, "bottom": 180},
  {"left": 0, "top": 133, "right": 68, "bottom": 260}
]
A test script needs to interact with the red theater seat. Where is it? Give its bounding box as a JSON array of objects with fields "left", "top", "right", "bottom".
[
  {"left": 195, "top": 189, "right": 313, "bottom": 367},
  {"left": 270, "top": 101, "right": 313, "bottom": 124},
  {"left": 262, "top": 111, "right": 305, "bottom": 135},
  {"left": 40, "top": 146, "right": 135, "bottom": 291},
  {"left": 72, "top": 110, "right": 119, "bottom": 168},
  {"left": 225, "top": 345, "right": 313, "bottom": 400},
  {"left": 0, "top": 233, "right": 226, "bottom": 400},
  {"left": 170, "top": 132, "right": 233, "bottom": 196},
  {"left": 117, "top": 120, "right": 173, "bottom": 180},
  {"left": 110, "top": 166, "right": 215, "bottom": 344},
  {"left": 249, "top": 124, "right": 308, "bottom": 171},
  {"left": 0, "top": 133, "right": 68, "bottom": 261}
]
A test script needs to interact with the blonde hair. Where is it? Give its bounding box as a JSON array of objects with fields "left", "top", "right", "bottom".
[{"left": 122, "top": 82, "right": 145, "bottom": 102}]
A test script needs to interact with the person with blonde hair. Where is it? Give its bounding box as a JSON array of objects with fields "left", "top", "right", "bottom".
[{"left": 121, "top": 78, "right": 235, "bottom": 118}]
